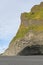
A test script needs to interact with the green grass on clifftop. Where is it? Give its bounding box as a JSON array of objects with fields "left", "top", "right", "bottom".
[{"left": 11, "top": 2, "right": 43, "bottom": 43}]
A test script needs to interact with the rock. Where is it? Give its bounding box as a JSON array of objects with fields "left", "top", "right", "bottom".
[{"left": 1, "top": 2, "right": 43, "bottom": 56}]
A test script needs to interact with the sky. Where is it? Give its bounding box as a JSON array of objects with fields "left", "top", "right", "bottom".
[{"left": 0, "top": 0, "right": 43, "bottom": 53}]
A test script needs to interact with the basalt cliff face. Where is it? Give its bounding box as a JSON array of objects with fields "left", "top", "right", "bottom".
[{"left": 1, "top": 2, "right": 43, "bottom": 56}]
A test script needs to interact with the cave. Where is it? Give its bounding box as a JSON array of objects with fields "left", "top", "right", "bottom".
[{"left": 18, "top": 45, "right": 43, "bottom": 56}]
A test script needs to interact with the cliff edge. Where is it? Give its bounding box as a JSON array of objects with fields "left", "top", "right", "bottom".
[{"left": 1, "top": 2, "right": 43, "bottom": 56}]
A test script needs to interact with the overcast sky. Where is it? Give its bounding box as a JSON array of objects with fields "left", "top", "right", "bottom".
[{"left": 0, "top": 0, "right": 43, "bottom": 53}]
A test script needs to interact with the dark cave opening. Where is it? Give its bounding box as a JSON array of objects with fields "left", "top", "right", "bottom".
[{"left": 18, "top": 45, "right": 43, "bottom": 56}]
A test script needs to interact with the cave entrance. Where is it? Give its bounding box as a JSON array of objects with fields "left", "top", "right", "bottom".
[{"left": 18, "top": 45, "right": 43, "bottom": 56}]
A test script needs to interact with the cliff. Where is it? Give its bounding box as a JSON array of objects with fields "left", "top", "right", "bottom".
[{"left": 1, "top": 2, "right": 43, "bottom": 56}]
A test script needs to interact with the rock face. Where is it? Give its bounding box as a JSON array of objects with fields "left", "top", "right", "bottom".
[{"left": 1, "top": 2, "right": 43, "bottom": 56}]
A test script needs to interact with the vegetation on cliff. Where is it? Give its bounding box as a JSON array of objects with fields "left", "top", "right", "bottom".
[{"left": 11, "top": 2, "right": 43, "bottom": 43}]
